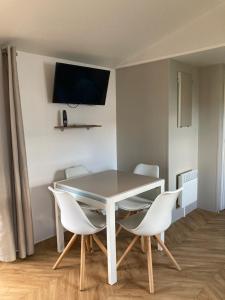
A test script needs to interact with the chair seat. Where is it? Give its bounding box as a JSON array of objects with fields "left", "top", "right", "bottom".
[
  {"left": 79, "top": 202, "right": 99, "bottom": 211},
  {"left": 117, "top": 210, "right": 146, "bottom": 231},
  {"left": 84, "top": 209, "right": 106, "bottom": 229},
  {"left": 71, "top": 194, "right": 105, "bottom": 210},
  {"left": 118, "top": 196, "right": 152, "bottom": 211}
]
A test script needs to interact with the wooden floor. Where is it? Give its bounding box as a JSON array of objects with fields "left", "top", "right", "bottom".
[{"left": 1, "top": 209, "right": 225, "bottom": 300}]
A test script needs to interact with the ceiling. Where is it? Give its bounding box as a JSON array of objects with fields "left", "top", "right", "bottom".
[
  {"left": 0, "top": 0, "right": 224, "bottom": 67},
  {"left": 174, "top": 45, "right": 225, "bottom": 66}
]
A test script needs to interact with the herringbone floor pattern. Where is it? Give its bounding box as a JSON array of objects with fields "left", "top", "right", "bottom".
[{"left": 1, "top": 209, "right": 225, "bottom": 299}]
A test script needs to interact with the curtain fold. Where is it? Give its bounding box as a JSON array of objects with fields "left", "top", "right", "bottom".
[{"left": 0, "top": 46, "right": 34, "bottom": 262}]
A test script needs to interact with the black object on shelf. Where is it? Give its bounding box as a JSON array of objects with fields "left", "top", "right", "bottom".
[{"left": 62, "top": 110, "right": 68, "bottom": 127}]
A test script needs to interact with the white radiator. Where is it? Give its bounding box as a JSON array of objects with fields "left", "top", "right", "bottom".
[{"left": 178, "top": 169, "right": 198, "bottom": 215}]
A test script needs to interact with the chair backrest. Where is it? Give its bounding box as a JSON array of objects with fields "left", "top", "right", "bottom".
[
  {"left": 65, "top": 165, "right": 90, "bottom": 179},
  {"left": 134, "top": 163, "right": 159, "bottom": 178},
  {"left": 134, "top": 188, "right": 182, "bottom": 236},
  {"left": 48, "top": 187, "right": 98, "bottom": 235}
]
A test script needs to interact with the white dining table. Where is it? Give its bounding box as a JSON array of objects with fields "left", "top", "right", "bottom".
[{"left": 54, "top": 169, "right": 165, "bottom": 285}]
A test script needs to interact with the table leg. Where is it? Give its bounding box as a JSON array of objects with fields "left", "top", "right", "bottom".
[
  {"left": 158, "top": 181, "right": 165, "bottom": 250},
  {"left": 55, "top": 201, "right": 65, "bottom": 252},
  {"left": 106, "top": 201, "right": 117, "bottom": 285}
]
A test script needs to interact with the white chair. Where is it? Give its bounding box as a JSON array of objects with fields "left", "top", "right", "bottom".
[
  {"left": 48, "top": 187, "right": 107, "bottom": 291},
  {"left": 65, "top": 165, "right": 99, "bottom": 211},
  {"left": 116, "top": 188, "right": 182, "bottom": 294},
  {"left": 117, "top": 163, "right": 160, "bottom": 212},
  {"left": 65, "top": 165, "right": 108, "bottom": 216},
  {"left": 116, "top": 164, "right": 160, "bottom": 237},
  {"left": 65, "top": 165, "right": 90, "bottom": 179}
]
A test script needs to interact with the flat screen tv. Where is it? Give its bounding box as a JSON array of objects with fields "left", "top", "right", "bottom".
[{"left": 52, "top": 62, "right": 110, "bottom": 105}]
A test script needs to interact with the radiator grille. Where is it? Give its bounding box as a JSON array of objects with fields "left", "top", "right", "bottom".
[{"left": 178, "top": 169, "right": 198, "bottom": 209}]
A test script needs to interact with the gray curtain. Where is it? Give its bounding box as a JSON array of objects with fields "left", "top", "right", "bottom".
[{"left": 0, "top": 46, "right": 34, "bottom": 262}]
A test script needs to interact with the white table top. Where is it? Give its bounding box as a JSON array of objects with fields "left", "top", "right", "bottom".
[{"left": 55, "top": 170, "right": 164, "bottom": 202}]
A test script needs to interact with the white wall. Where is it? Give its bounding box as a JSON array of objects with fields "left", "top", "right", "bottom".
[
  {"left": 116, "top": 60, "right": 169, "bottom": 181},
  {"left": 17, "top": 51, "right": 117, "bottom": 243},
  {"left": 198, "top": 64, "right": 224, "bottom": 212},
  {"left": 168, "top": 60, "right": 199, "bottom": 190}
]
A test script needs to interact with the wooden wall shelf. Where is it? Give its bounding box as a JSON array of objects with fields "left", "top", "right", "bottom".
[{"left": 54, "top": 124, "right": 102, "bottom": 131}]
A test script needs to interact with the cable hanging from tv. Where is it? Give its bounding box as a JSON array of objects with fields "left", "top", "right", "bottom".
[{"left": 67, "top": 104, "right": 79, "bottom": 109}]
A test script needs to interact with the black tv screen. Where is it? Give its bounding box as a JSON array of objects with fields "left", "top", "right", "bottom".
[{"left": 52, "top": 63, "right": 110, "bottom": 105}]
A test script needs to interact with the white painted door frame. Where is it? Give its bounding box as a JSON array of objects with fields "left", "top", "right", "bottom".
[{"left": 217, "top": 69, "right": 225, "bottom": 211}]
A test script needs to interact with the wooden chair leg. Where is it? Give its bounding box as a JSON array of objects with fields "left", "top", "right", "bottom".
[
  {"left": 80, "top": 235, "right": 86, "bottom": 291},
  {"left": 155, "top": 235, "right": 181, "bottom": 271},
  {"left": 116, "top": 211, "right": 131, "bottom": 236},
  {"left": 53, "top": 234, "right": 77, "bottom": 270},
  {"left": 146, "top": 236, "right": 154, "bottom": 294},
  {"left": 90, "top": 235, "right": 94, "bottom": 253},
  {"left": 85, "top": 235, "right": 91, "bottom": 253},
  {"left": 116, "top": 225, "right": 123, "bottom": 237},
  {"left": 93, "top": 234, "right": 107, "bottom": 257},
  {"left": 117, "top": 235, "right": 139, "bottom": 268},
  {"left": 141, "top": 236, "right": 146, "bottom": 253}
]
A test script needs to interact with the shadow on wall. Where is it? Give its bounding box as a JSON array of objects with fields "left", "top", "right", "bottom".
[
  {"left": 31, "top": 168, "right": 66, "bottom": 244},
  {"left": 31, "top": 184, "right": 55, "bottom": 244},
  {"left": 53, "top": 168, "right": 66, "bottom": 182},
  {"left": 43, "top": 62, "right": 55, "bottom": 103}
]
